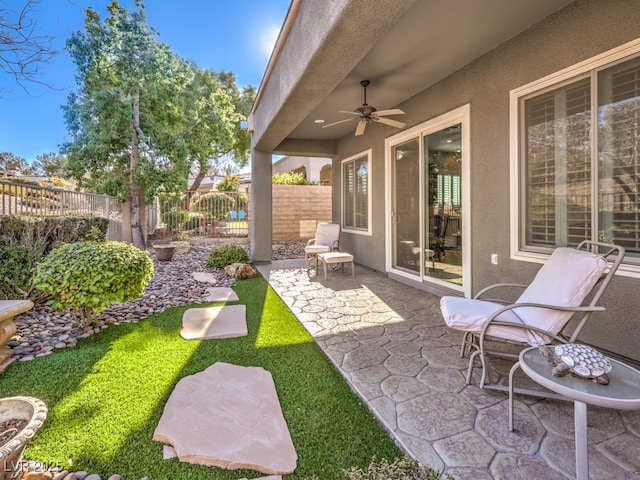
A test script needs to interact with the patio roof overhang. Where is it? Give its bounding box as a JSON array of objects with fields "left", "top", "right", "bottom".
[{"left": 250, "top": 0, "right": 574, "bottom": 156}]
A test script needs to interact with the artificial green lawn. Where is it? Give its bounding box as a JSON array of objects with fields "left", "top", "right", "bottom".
[{"left": 0, "top": 275, "right": 402, "bottom": 479}]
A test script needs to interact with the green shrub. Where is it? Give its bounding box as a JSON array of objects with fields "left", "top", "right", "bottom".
[
  {"left": 272, "top": 171, "right": 316, "bottom": 185},
  {"left": 206, "top": 244, "right": 249, "bottom": 268},
  {"left": 85, "top": 225, "right": 106, "bottom": 242},
  {"left": 341, "top": 456, "right": 452, "bottom": 480},
  {"left": 34, "top": 241, "right": 154, "bottom": 324},
  {"left": 0, "top": 235, "right": 46, "bottom": 300},
  {"left": 0, "top": 216, "right": 109, "bottom": 254},
  {"left": 191, "top": 192, "right": 236, "bottom": 221},
  {"left": 216, "top": 175, "right": 240, "bottom": 192},
  {"left": 160, "top": 209, "right": 190, "bottom": 231}
]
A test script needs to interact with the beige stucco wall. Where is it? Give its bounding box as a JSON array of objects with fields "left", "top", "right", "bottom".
[
  {"left": 272, "top": 185, "right": 332, "bottom": 242},
  {"left": 332, "top": 0, "right": 640, "bottom": 361}
]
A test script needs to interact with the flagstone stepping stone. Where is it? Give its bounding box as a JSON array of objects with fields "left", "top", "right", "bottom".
[
  {"left": 204, "top": 287, "right": 239, "bottom": 302},
  {"left": 153, "top": 362, "right": 297, "bottom": 475},
  {"left": 181, "top": 305, "right": 247, "bottom": 340},
  {"left": 192, "top": 272, "right": 218, "bottom": 284}
]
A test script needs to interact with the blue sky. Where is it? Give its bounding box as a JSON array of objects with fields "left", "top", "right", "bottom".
[{"left": 0, "top": 0, "right": 291, "bottom": 165}]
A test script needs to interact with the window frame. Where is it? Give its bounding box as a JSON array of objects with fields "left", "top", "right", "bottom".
[
  {"left": 341, "top": 149, "right": 372, "bottom": 236},
  {"left": 510, "top": 38, "right": 640, "bottom": 276}
]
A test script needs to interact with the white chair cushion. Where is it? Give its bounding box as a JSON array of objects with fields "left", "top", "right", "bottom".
[
  {"left": 305, "top": 245, "right": 330, "bottom": 254},
  {"left": 441, "top": 247, "right": 607, "bottom": 346},
  {"left": 514, "top": 247, "right": 606, "bottom": 341},
  {"left": 318, "top": 252, "right": 353, "bottom": 263},
  {"left": 440, "top": 297, "right": 544, "bottom": 344},
  {"left": 314, "top": 223, "right": 340, "bottom": 248}
]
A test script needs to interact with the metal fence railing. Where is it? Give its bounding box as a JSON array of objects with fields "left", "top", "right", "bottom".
[
  {"left": 151, "top": 190, "right": 249, "bottom": 237},
  {"left": 0, "top": 180, "right": 123, "bottom": 241}
]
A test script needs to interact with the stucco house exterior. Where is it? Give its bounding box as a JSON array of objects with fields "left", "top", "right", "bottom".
[
  {"left": 272, "top": 155, "right": 332, "bottom": 184},
  {"left": 248, "top": 0, "right": 640, "bottom": 363}
]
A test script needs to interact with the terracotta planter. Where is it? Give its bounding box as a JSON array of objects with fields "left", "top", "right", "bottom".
[
  {"left": 0, "top": 397, "right": 48, "bottom": 480},
  {"left": 153, "top": 245, "right": 176, "bottom": 261}
]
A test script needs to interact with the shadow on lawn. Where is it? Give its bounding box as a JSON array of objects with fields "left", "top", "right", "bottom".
[{"left": 0, "top": 275, "right": 401, "bottom": 479}]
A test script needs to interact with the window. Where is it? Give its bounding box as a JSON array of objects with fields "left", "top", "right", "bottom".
[
  {"left": 512, "top": 41, "right": 640, "bottom": 269},
  {"left": 342, "top": 150, "right": 371, "bottom": 234}
]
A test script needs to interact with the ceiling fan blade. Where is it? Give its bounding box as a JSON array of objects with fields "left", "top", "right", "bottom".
[
  {"left": 355, "top": 120, "right": 367, "bottom": 136},
  {"left": 338, "top": 110, "right": 362, "bottom": 116},
  {"left": 375, "top": 117, "right": 406, "bottom": 129},
  {"left": 322, "top": 118, "right": 355, "bottom": 128},
  {"left": 374, "top": 109, "right": 404, "bottom": 116}
]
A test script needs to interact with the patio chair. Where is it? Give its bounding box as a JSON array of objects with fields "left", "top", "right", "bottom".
[
  {"left": 304, "top": 222, "right": 341, "bottom": 271},
  {"left": 440, "top": 240, "right": 624, "bottom": 390}
]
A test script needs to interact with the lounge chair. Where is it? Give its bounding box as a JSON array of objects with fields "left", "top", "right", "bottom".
[
  {"left": 304, "top": 222, "right": 341, "bottom": 271},
  {"left": 440, "top": 240, "right": 624, "bottom": 390}
]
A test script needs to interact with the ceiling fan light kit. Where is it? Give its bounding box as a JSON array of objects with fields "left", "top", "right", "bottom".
[{"left": 322, "top": 80, "right": 406, "bottom": 136}]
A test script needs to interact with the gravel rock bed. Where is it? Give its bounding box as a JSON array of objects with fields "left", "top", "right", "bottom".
[{"left": 10, "top": 241, "right": 305, "bottom": 363}]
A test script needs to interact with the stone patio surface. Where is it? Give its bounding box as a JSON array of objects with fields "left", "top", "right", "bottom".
[{"left": 257, "top": 259, "right": 640, "bottom": 480}]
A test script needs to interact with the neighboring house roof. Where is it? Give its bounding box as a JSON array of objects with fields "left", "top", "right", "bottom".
[
  {"left": 272, "top": 155, "right": 331, "bottom": 183},
  {"left": 249, "top": 0, "right": 572, "bottom": 155},
  {"left": 187, "top": 175, "right": 224, "bottom": 191}
]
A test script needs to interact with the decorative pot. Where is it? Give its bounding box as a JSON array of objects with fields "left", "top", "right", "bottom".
[
  {"left": 153, "top": 245, "right": 176, "bottom": 261},
  {"left": 0, "top": 396, "right": 48, "bottom": 480}
]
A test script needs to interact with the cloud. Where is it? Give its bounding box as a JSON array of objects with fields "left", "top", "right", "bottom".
[{"left": 260, "top": 25, "right": 281, "bottom": 59}]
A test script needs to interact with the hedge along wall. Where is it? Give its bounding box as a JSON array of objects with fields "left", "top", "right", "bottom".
[{"left": 268, "top": 185, "right": 332, "bottom": 242}]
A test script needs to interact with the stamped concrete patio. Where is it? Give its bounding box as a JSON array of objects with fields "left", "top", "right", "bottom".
[{"left": 256, "top": 260, "right": 640, "bottom": 480}]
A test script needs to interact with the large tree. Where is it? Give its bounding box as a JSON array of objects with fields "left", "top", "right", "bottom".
[
  {"left": 0, "top": 0, "right": 56, "bottom": 94},
  {"left": 188, "top": 68, "right": 255, "bottom": 191},
  {"left": 62, "top": 1, "right": 239, "bottom": 248},
  {"left": 32, "top": 152, "right": 67, "bottom": 177},
  {"left": 0, "top": 151, "right": 32, "bottom": 175}
]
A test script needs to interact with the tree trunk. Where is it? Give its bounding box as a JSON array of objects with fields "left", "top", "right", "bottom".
[
  {"left": 130, "top": 89, "right": 146, "bottom": 249},
  {"left": 188, "top": 170, "right": 205, "bottom": 192}
]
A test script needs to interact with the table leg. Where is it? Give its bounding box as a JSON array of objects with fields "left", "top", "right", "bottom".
[
  {"left": 574, "top": 400, "right": 589, "bottom": 480},
  {"left": 508, "top": 361, "right": 520, "bottom": 431}
]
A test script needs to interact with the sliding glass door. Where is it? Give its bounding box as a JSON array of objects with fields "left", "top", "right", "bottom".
[
  {"left": 391, "top": 139, "right": 420, "bottom": 272},
  {"left": 386, "top": 106, "right": 468, "bottom": 292}
]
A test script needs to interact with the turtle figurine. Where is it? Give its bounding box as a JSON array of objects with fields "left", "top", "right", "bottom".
[{"left": 539, "top": 343, "right": 612, "bottom": 385}]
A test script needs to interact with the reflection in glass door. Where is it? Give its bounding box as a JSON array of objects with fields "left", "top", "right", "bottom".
[
  {"left": 391, "top": 138, "right": 420, "bottom": 273},
  {"left": 387, "top": 106, "right": 467, "bottom": 291},
  {"left": 424, "top": 124, "right": 462, "bottom": 285}
]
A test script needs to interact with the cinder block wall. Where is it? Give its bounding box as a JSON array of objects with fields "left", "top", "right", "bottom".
[{"left": 271, "top": 185, "right": 332, "bottom": 242}]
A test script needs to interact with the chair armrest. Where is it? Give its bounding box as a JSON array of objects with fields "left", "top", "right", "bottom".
[
  {"left": 474, "top": 283, "right": 528, "bottom": 300},
  {"left": 479, "top": 302, "right": 606, "bottom": 341},
  {"left": 332, "top": 240, "right": 340, "bottom": 250},
  {"left": 307, "top": 239, "right": 316, "bottom": 246}
]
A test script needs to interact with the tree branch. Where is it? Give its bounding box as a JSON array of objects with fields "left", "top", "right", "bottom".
[{"left": 0, "top": 0, "right": 57, "bottom": 94}]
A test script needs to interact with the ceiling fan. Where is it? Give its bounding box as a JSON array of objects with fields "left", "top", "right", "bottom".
[{"left": 322, "top": 80, "right": 406, "bottom": 136}]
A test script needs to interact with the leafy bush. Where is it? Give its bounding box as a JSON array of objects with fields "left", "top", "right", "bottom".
[
  {"left": 0, "top": 216, "right": 109, "bottom": 254},
  {"left": 216, "top": 175, "right": 240, "bottom": 192},
  {"left": 338, "top": 456, "right": 452, "bottom": 480},
  {"left": 191, "top": 192, "right": 236, "bottom": 220},
  {"left": 0, "top": 235, "right": 46, "bottom": 300},
  {"left": 85, "top": 225, "right": 106, "bottom": 242},
  {"left": 206, "top": 244, "right": 249, "bottom": 268},
  {"left": 34, "top": 241, "right": 154, "bottom": 324},
  {"left": 272, "top": 171, "right": 316, "bottom": 185},
  {"left": 160, "top": 209, "right": 190, "bottom": 231}
]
